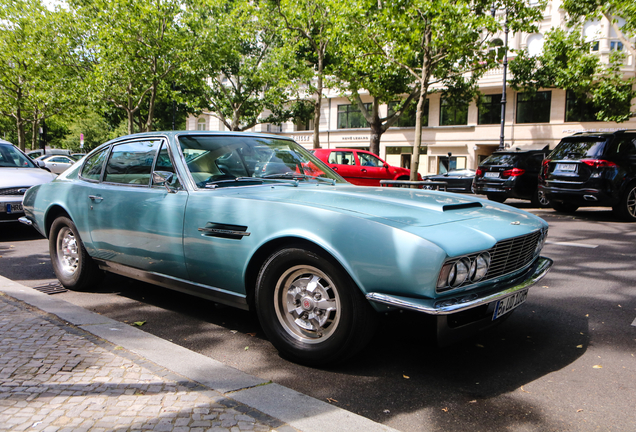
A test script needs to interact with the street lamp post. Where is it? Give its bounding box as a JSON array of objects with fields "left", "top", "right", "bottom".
[{"left": 498, "top": 10, "right": 509, "bottom": 151}]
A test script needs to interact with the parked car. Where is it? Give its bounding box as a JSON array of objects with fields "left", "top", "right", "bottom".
[
  {"left": 26, "top": 148, "right": 72, "bottom": 159},
  {"left": 539, "top": 130, "right": 636, "bottom": 221},
  {"left": 0, "top": 140, "right": 58, "bottom": 223},
  {"left": 473, "top": 147, "right": 550, "bottom": 207},
  {"left": 20, "top": 131, "right": 552, "bottom": 365},
  {"left": 311, "top": 148, "right": 421, "bottom": 186},
  {"left": 425, "top": 169, "right": 476, "bottom": 193},
  {"left": 35, "top": 154, "right": 77, "bottom": 174}
]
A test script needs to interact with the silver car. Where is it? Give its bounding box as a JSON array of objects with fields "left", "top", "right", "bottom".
[
  {"left": 35, "top": 154, "right": 77, "bottom": 174},
  {"left": 0, "top": 141, "right": 58, "bottom": 222}
]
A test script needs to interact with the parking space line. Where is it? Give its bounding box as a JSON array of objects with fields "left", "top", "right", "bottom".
[
  {"left": 545, "top": 241, "right": 598, "bottom": 249},
  {"left": 632, "top": 317, "right": 636, "bottom": 327}
]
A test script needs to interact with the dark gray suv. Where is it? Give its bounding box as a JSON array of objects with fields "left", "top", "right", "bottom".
[{"left": 538, "top": 130, "right": 636, "bottom": 221}]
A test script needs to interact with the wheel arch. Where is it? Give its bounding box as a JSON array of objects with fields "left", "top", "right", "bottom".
[
  {"left": 44, "top": 205, "right": 72, "bottom": 238},
  {"left": 244, "top": 236, "right": 358, "bottom": 310}
]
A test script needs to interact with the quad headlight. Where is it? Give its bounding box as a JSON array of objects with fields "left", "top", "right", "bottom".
[{"left": 437, "top": 252, "right": 491, "bottom": 292}]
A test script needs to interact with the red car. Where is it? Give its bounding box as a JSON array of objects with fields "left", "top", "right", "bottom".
[{"left": 312, "top": 148, "right": 420, "bottom": 186}]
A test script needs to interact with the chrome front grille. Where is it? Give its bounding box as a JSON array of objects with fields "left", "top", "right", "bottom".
[
  {"left": 0, "top": 187, "right": 29, "bottom": 196},
  {"left": 485, "top": 230, "right": 542, "bottom": 279}
]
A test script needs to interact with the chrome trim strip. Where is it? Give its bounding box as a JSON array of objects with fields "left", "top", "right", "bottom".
[
  {"left": 367, "top": 257, "right": 552, "bottom": 315},
  {"left": 198, "top": 227, "right": 251, "bottom": 237},
  {"left": 18, "top": 216, "right": 32, "bottom": 226},
  {"left": 95, "top": 260, "right": 249, "bottom": 310}
]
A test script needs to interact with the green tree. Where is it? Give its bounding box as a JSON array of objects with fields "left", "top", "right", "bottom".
[
  {"left": 198, "top": 0, "right": 305, "bottom": 131},
  {"left": 0, "top": 0, "right": 78, "bottom": 151},
  {"left": 68, "top": 0, "right": 202, "bottom": 134},
  {"left": 271, "top": 0, "right": 342, "bottom": 148},
  {"left": 509, "top": 27, "right": 635, "bottom": 123},
  {"left": 356, "top": 0, "right": 543, "bottom": 180}
]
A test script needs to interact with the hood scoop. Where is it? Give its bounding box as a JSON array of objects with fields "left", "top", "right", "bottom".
[{"left": 442, "top": 202, "right": 483, "bottom": 212}]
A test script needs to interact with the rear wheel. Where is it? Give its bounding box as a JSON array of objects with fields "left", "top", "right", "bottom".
[
  {"left": 613, "top": 183, "right": 636, "bottom": 222},
  {"left": 255, "top": 246, "right": 377, "bottom": 366},
  {"left": 551, "top": 201, "right": 579, "bottom": 214},
  {"left": 49, "top": 216, "right": 101, "bottom": 290},
  {"left": 486, "top": 194, "right": 506, "bottom": 203},
  {"left": 531, "top": 189, "right": 551, "bottom": 208}
]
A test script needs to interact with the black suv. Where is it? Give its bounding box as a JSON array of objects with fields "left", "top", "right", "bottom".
[
  {"left": 473, "top": 147, "right": 550, "bottom": 206},
  {"left": 539, "top": 130, "right": 636, "bottom": 221}
]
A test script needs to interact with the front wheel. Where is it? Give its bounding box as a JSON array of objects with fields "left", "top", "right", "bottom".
[
  {"left": 49, "top": 216, "right": 101, "bottom": 290},
  {"left": 255, "top": 246, "right": 377, "bottom": 366},
  {"left": 613, "top": 183, "right": 636, "bottom": 222}
]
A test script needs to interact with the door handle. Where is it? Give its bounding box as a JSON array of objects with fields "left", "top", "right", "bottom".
[
  {"left": 88, "top": 195, "right": 104, "bottom": 202},
  {"left": 332, "top": 166, "right": 338, "bottom": 170},
  {"left": 361, "top": 169, "right": 367, "bottom": 173}
]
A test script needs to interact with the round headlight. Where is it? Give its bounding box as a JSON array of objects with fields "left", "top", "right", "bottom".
[
  {"left": 450, "top": 258, "right": 470, "bottom": 287},
  {"left": 470, "top": 252, "right": 490, "bottom": 281}
]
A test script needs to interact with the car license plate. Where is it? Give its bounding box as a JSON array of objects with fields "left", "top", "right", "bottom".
[
  {"left": 484, "top": 172, "right": 499, "bottom": 178},
  {"left": 3, "top": 203, "right": 23, "bottom": 214},
  {"left": 492, "top": 289, "right": 528, "bottom": 320},
  {"left": 556, "top": 163, "right": 576, "bottom": 172}
]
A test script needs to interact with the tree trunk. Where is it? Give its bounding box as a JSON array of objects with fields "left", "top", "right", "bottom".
[
  {"left": 144, "top": 80, "right": 158, "bottom": 132},
  {"left": 410, "top": 80, "right": 428, "bottom": 182},
  {"left": 312, "top": 46, "right": 324, "bottom": 149},
  {"left": 368, "top": 100, "right": 382, "bottom": 156},
  {"left": 31, "top": 120, "right": 39, "bottom": 151}
]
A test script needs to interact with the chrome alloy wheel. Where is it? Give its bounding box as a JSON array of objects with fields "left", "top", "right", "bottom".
[
  {"left": 274, "top": 265, "right": 341, "bottom": 344},
  {"left": 537, "top": 190, "right": 550, "bottom": 207},
  {"left": 628, "top": 186, "right": 636, "bottom": 218},
  {"left": 56, "top": 227, "right": 79, "bottom": 277}
]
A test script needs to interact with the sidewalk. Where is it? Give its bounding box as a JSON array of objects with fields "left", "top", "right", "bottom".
[{"left": 0, "top": 276, "right": 397, "bottom": 432}]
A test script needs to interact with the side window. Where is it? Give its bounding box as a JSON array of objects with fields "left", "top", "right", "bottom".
[
  {"left": 81, "top": 148, "right": 109, "bottom": 181},
  {"left": 328, "top": 151, "right": 354, "bottom": 165},
  {"left": 103, "top": 140, "right": 161, "bottom": 186},
  {"left": 358, "top": 152, "right": 384, "bottom": 167},
  {"left": 616, "top": 138, "right": 636, "bottom": 156},
  {"left": 152, "top": 143, "right": 181, "bottom": 189}
]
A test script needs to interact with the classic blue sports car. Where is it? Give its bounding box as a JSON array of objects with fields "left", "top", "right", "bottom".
[{"left": 20, "top": 132, "right": 552, "bottom": 365}]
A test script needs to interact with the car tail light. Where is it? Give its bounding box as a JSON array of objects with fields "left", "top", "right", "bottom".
[
  {"left": 476, "top": 169, "right": 483, "bottom": 177},
  {"left": 541, "top": 159, "right": 550, "bottom": 176},
  {"left": 501, "top": 168, "right": 525, "bottom": 179},
  {"left": 581, "top": 159, "right": 617, "bottom": 168}
]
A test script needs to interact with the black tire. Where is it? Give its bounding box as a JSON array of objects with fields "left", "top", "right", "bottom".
[
  {"left": 486, "top": 194, "right": 506, "bottom": 203},
  {"left": 531, "top": 189, "right": 551, "bottom": 208},
  {"left": 255, "top": 246, "right": 377, "bottom": 366},
  {"left": 551, "top": 201, "right": 579, "bottom": 213},
  {"left": 613, "top": 183, "right": 636, "bottom": 222},
  {"left": 49, "top": 216, "right": 101, "bottom": 290}
]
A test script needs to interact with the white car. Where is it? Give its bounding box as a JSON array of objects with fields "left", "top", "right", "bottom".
[
  {"left": 35, "top": 154, "right": 77, "bottom": 174},
  {"left": 0, "top": 141, "right": 58, "bottom": 222}
]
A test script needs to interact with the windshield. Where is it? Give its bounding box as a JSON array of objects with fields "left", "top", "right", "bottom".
[
  {"left": 549, "top": 138, "right": 607, "bottom": 160},
  {"left": 178, "top": 135, "right": 347, "bottom": 187},
  {"left": 481, "top": 153, "right": 519, "bottom": 166},
  {"left": 0, "top": 144, "right": 37, "bottom": 168}
]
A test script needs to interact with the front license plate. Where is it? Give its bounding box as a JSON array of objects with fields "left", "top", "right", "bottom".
[
  {"left": 493, "top": 289, "right": 528, "bottom": 320},
  {"left": 556, "top": 163, "right": 576, "bottom": 172},
  {"left": 3, "top": 203, "right": 23, "bottom": 214},
  {"left": 484, "top": 172, "right": 499, "bottom": 178}
]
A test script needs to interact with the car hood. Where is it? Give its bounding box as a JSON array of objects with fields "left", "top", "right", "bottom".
[
  {"left": 0, "top": 168, "right": 57, "bottom": 188},
  {"left": 230, "top": 184, "right": 542, "bottom": 229}
]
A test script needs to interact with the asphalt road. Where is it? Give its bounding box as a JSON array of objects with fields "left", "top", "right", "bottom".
[{"left": 1, "top": 201, "right": 635, "bottom": 432}]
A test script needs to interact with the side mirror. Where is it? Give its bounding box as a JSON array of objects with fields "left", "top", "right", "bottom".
[
  {"left": 37, "top": 160, "right": 46, "bottom": 168},
  {"left": 152, "top": 171, "right": 176, "bottom": 193},
  {"left": 384, "top": 163, "right": 389, "bottom": 168}
]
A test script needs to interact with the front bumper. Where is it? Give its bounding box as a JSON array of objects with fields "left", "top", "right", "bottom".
[{"left": 366, "top": 256, "right": 552, "bottom": 315}]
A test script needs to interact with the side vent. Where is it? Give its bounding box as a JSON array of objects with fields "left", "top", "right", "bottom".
[{"left": 198, "top": 222, "right": 250, "bottom": 240}]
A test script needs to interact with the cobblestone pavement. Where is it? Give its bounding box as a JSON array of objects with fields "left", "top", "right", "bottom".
[{"left": 0, "top": 295, "right": 293, "bottom": 432}]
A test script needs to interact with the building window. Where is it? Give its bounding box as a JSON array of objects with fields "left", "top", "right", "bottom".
[
  {"left": 388, "top": 99, "right": 428, "bottom": 127},
  {"left": 478, "top": 94, "right": 502, "bottom": 125},
  {"left": 610, "top": 40, "right": 623, "bottom": 51},
  {"left": 516, "top": 91, "right": 551, "bottom": 123},
  {"left": 440, "top": 98, "right": 468, "bottom": 126},
  {"left": 591, "top": 41, "right": 600, "bottom": 51},
  {"left": 196, "top": 118, "right": 206, "bottom": 130},
  {"left": 565, "top": 90, "right": 599, "bottom": 122},
  {"left": 295, "top": 118, "right": 313, "bottom": 131},
  {"left": 337, "top": 103, "right": 370, "bottom": 129}
]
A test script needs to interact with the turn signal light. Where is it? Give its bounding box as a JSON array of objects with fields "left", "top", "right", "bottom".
[{"left": 476, "top": 169, "right": 483, "bottom": 177}]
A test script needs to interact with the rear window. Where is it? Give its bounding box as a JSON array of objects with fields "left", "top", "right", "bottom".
[
  {"left": 549, "top": 138, "right": 607, "bottom": 160},
  {"left": 481, "top": 154, "right": 519, "bottom": 166}
]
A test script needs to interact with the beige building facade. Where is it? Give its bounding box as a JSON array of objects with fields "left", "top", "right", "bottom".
[{"left": 188, "top": 0, "right": 636, "bottom": 176}]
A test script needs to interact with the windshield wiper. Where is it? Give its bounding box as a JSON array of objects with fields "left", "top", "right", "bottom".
[
  {"left": 203, "top": 176, "right": 299, "bottom": 188},
  {"left": 261, "top": 173, "right": 336, "bottom": 185}
]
